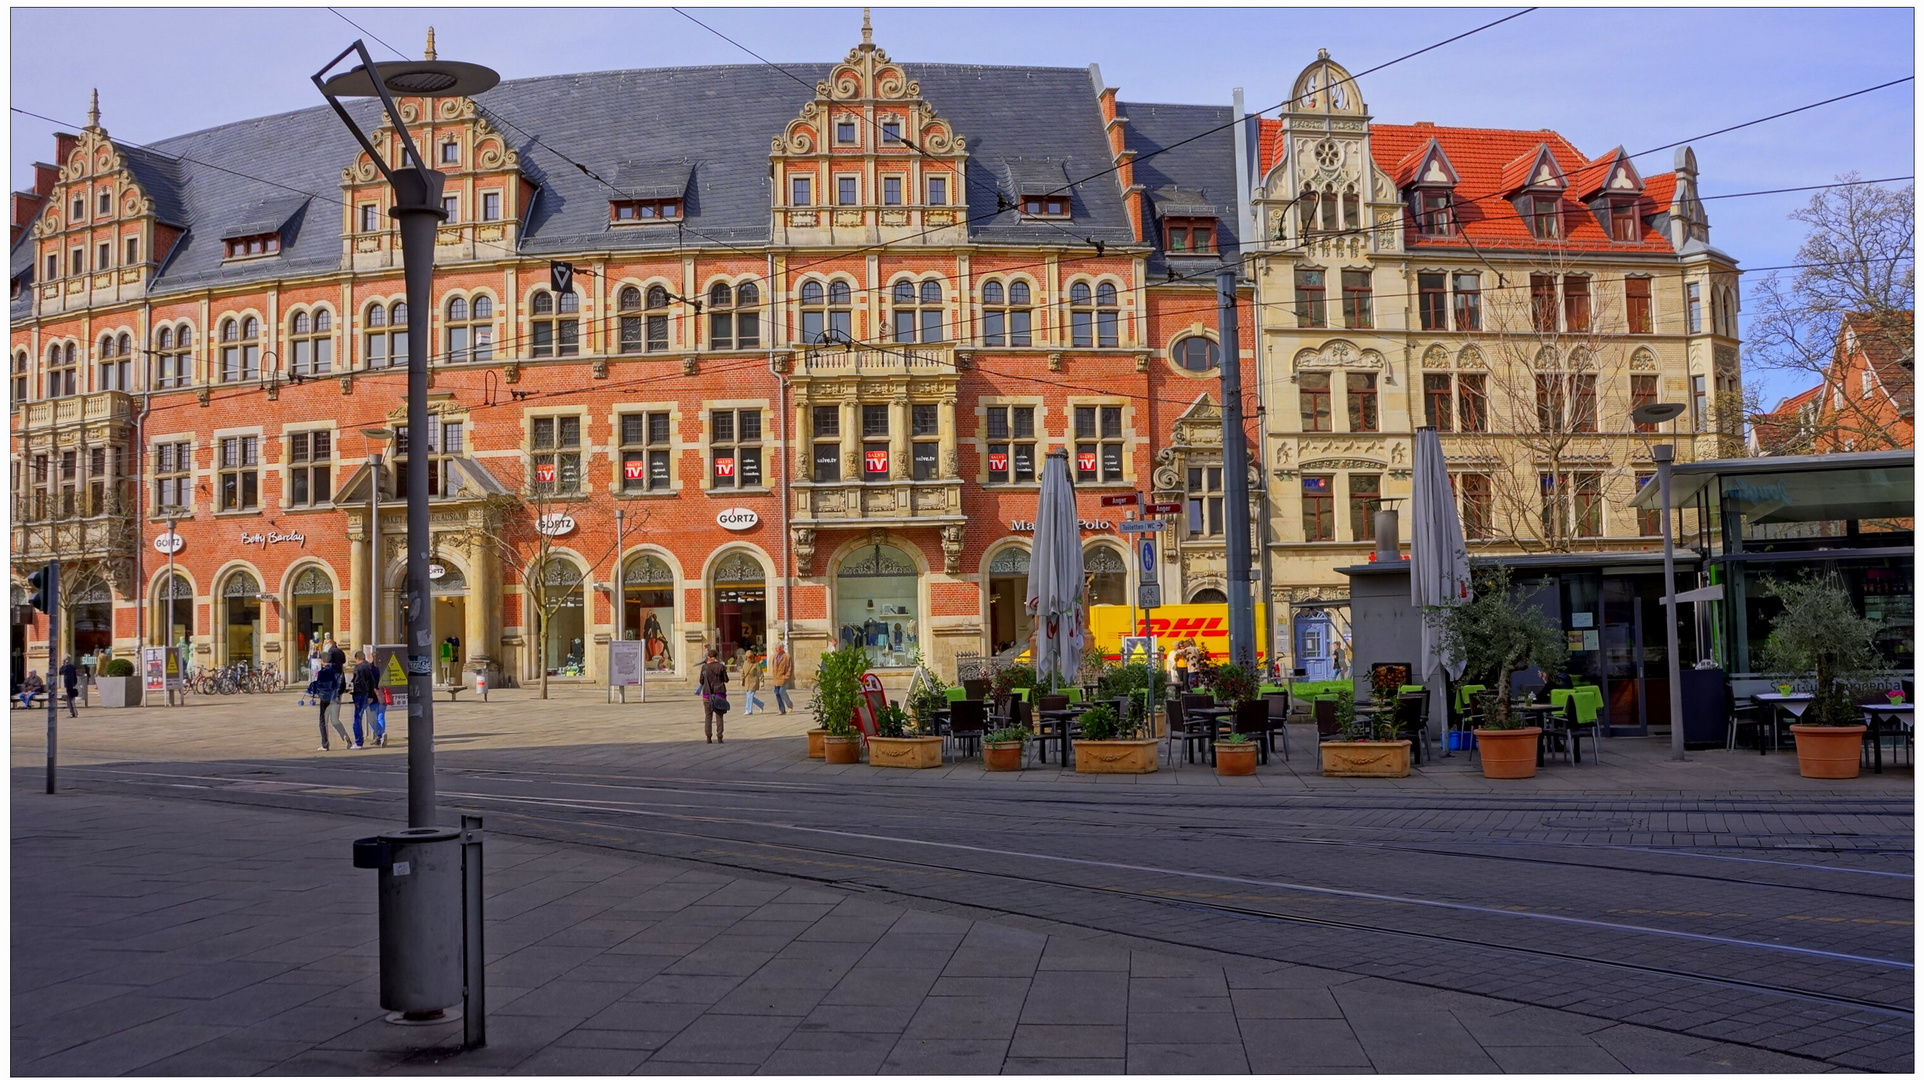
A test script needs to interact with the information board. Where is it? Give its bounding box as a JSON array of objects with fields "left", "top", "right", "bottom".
[
  {"left": 373, "top": 644, "right": 410, "bottom": 708},
  {"left": 141, "top": 646, "right": 179, "bottom": 693},
  {"left": 608, "top": 640, "right": 646, "bottom": 687}
]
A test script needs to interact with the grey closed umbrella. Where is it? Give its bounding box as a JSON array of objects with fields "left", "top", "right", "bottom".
[
  {"left": 1025, "top": 450, "right": 1086, "bottom": 688},
  {"left": 1410, "top": 427, "right": 1472, "bottom": 753}
]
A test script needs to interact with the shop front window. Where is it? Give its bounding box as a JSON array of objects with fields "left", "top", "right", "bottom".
[
  {"left": 712, "top": 551, "right": 768, "bottom": 670},
  {"left": 156, "top": 573, "right": 193, "bottom": 648},
  {"left": 538, "top": 560, "right": 586, "bottom": 677},
  {"left": 428, "top": 562, "right": 468, "bottom": 679},
  {"left": 837, "top": 541, "right": 919, "bottom": 670},
  {"left": 624, "top": 553, "right": 677, "bottom": 672},
  {"left": 223, "top": 571, "right": 262, "bottom": 669},
  {"left": 291, "top": 567, "right": 334, "bottom": 662},
  {"left": 986, "top": 546, "right": 1033, "bottom": 657},
  {"left": 1085, "top": 544, "right": 1127, "bottom": 608}
]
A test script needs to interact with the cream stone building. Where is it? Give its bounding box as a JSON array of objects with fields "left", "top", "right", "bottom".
[{"left": 1244, "top": 53, "right": 1742, "bottom": 676}]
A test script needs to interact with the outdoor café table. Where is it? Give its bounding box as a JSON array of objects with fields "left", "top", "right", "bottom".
[
  {"left": 1859, "top": 703, "right": 1914, "bottom": 775},
  {"left": 1514, "top": 703, "right": 1567, "bottom": 765},
  {"left": 1753, "top": 693, "right": 1816, "bottom": 755}
]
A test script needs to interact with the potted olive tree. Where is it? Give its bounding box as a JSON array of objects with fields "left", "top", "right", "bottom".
[
  {"left": 1759, "top": 574, "right": 1879, "bottom": 779},
  {"left": 813, "top": 644, "right": 867, "bottom": 765},
  {"left": 1427, "top": 566, "right": 1567, "bottom": 779},
  {"left": 95, "top": 657, "right": 142, "bottom": 708},
  {"left": 1071, "top": 702, "right": 1158, "bottom": 774}
]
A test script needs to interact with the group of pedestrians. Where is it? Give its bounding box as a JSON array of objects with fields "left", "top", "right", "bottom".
[
  {"left": 697, "top": 643, "right": 794, "bottom": 744},
  {"left": 304, "top": 638, "right": 389, "bottom": 751}
]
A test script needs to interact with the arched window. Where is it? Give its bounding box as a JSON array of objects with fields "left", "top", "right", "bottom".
[
  {"left": 891, "top": 279, "right": 945, "bottom": 343},
  {"left": 645, "top": 286, "right": 669, "bottom": 352},
  {"left": 1170, "top": 335, "right": 1219, "bottom": 374},
  {"left": 364, "top": 301, "right": 407, "bottom": 369},
  {"left": 1070, "top": 282, "right": 1118, "bottom": 348},
  {"left": 11, "top": 349, "right": 27, "bottom": 403},
  {"left": 800, "top": 279, "right": 852, "bottom": 344},
  {"left": 624, "top": 554, "right": 677, "bottom": 671},
  {"left": 443, "top": 295, "right": 491, "bottom": 363},
  {"left": 289, "top": 308, "right": 334, "bottom": 376},
  {"left": 96, "top": 333, "right": 131, "bottom": 392},
  {"left": 531, "top": 289, "right": 579, "bottom": 357},
  {"left": 1084, "top": 544, "right": 1127, "bottom": 607},
  {"left": 46, "top": 342, "right": 76, "bottom": 398},
  {"left": 708, "top": 281, "right": 760, "bottom": 350},
  {"left": 152, "top": 324, "right": 192, "bottom": 388},
  {"left": 982, "top": 279, "right": 1034, "bottom": 347},
  {"left": 616, "top": 286, "right": 643, "bottom": 353},
  {"left": 539, "top": 559, "right": 587, "bottom": 676},
  {"left": 219, "top": 317, "right": 261, "bottom": 382}
]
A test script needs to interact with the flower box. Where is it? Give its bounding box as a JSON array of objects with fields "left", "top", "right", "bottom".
[
  {"left": 867, "top": 735, "right": 944, "bottom": 769},
  {"left": 1320, "top": 740, "right": 1411, "bottom": 778},
  {"left": 1072, "top": 738, "right": 1159, "bottom": 774},
  {"left": 805, "top": 728, "right": 827, "bottom": 759}
]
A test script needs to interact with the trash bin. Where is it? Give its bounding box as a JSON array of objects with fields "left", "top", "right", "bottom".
[{"left": 353, "top": 826, "right": 464, "bottom": 1017}]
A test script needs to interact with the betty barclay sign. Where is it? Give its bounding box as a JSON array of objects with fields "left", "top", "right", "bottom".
[
  {"left": 240, "top": 530, "right": 305, "bottom": 547},
  {"left": 1009, "top": 519, "right": 1112, "bottom": 533},
  {"left": 716, "top": 508, "right": 760, "bottom": 532},
  {"left": 534, "top": 514, "right": 576, "bottom": 537}
]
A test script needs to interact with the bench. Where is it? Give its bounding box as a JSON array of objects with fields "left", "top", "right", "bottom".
[{"left": 434, "top": 683, "right": 465, "bottom": 702}]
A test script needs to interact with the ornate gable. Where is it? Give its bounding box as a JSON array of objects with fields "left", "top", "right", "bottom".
[
  {"left": 28, "top": 91, "right": 179, "bottom": 313},
  {"left": 1502, "top": 143, "right": 1566, "bottom": 195},
  {"left": 1574, "top": 146, "right": 1644, "bottom": 200},
  {"left": 771, "top": 11, "right": 967, "bottom": 246},
  {"left": 1257, "top": 50, "right": 1400, "bottom": 260},
  {"left": 1395, "top": 136, "right": 1458, "bottom": 189}
]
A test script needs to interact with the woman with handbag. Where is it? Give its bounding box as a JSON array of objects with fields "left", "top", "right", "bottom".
[{"left": 698, "top": 648, "right": 730, "bottom": 744}]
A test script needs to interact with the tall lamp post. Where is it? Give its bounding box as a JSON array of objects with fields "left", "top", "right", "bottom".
[
  {"left": 1633, "top": 401, "right": 1688, "bottom": 761},
  {"left": 162, "top": 510, "right": 189, "bottom": 705},
  {"left": 318, "top": 40, "right": 499, "bottom": 1036},
  {"left": 361, "top": 427, "right": 392, "bottom": 653}
]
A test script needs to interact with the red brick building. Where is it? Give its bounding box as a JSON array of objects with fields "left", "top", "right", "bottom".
[
  {"left": 9, "top": 26, "right": 1254, "bottom": 690},
  {"left": 1750, "top": 311, "right": 1913, "bottom": 455}
]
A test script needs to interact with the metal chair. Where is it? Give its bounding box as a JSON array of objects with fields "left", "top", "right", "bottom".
[
  {"left": 962, "top": 678, "right": 989, "bottom": 701},
  {"left": 1392, "top": 692, "right": 1427, "bottom": 766},
  {"left": 948, "top": 699, "right": 987, "bottom": 761},
  {"left": 1230, "top": 700, "right": 1270, "bottom": 765},
  {"left": 1263, "top": 692, "right": 1291, "bottom": 761},
  {"left": 1314, "top": 697, "right": 1342, "bottom": 742},
  {"left": 1726, "top": 691, "right": 1771, "bottom": 753},
  {"left": 1038, "top": 693, "right": 1070, "bottom": 714},
  {"left": 1165, "top": 697, "right": 1212, "bottom": 766}
]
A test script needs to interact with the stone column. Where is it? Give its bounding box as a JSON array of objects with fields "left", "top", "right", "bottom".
[
  {"left": 347, "top": 514, "right": 371, "bottom": 649},
  {"left": 466, "top": 519, "right": 501, "bottom": 677},
  {"left": 891, "top": 391, "right": 911, "bottom": 480}
]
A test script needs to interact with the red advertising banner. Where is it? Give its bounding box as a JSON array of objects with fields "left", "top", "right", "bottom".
[
  {"left": 534, "top": 462, "right": 556, "bottom": 484},
  {"left": 864, "top": 450, "right": 890, "bottom": 474},
  {"left": 714, "top": 455, "right": 736, "bottom": 477},
  {"left": 1077, "top": 452, "right": 1098, "bottom": 472},
  {"left": 852, "top": 672, "right": 887, "bottom": 740},
  {"left": 623, "top": 459, "right": 647, "bottom": 480},
  {"left": 988, "top": 452, "right": 1009, "bottom": 472}
]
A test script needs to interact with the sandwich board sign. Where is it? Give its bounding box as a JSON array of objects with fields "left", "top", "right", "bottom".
[
  {"left": 852, "top": 672, "right": 888, "bottom": 740},
  {"left": 374, "top": 645, "right": 410, "bottom": 708}
]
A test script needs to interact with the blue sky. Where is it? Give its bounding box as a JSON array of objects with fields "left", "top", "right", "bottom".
[{"left": 10, "top": 6, "right": 1914, "bottom": 403}]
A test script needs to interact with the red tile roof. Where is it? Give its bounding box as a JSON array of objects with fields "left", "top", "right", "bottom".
[
  {"left": 1257, "top": 119, "right": 1680, "bottom": 255},
  {"left": 1844, "top": 310, "right": 1915, "bottom": 410}
]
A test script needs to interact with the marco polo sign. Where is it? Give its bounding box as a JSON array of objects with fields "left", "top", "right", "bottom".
[{"left": 1009, "top": 519, "right": 1112, "bottom": 533}]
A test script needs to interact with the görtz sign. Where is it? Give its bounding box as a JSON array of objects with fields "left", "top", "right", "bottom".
[{"left": 717, "top": 508, "right": 761, "bottom": 531}]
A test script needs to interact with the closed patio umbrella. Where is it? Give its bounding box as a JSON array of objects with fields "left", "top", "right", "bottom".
[
  {"left": 1410, "top": 427, "right": 1472, "bottom": 753},
  {"left": 1025, "top": 450, "right": 1086, "bottom": 689}
]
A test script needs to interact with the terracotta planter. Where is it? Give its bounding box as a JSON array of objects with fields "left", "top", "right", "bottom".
[
  {"left": 1474, "top": 727, "right": 1541, "bottom": 779},
  {"left": 868, "top": 735, "right": 944, "bottom": 769},
  {"left": 984, "top": 741, "right": 1025, "bottom": 771},
  {"left": 1072, "top": 738, "right": 1159, "bottom": 774},
  {"left": 822, "top": 734, "right": 862, "bottom": 765},
  {"left": 1215, "top": 741, "right": 1259, "bottom": 776},
  {"left": 805, "top": 728, "right": 827, "bottom": 759},
  {"left": 1319, "top": 740, "right": 1411, "bottom": 778},
  {"left": 1790, "top": 725, "right": 1866, "bottom": 779}
]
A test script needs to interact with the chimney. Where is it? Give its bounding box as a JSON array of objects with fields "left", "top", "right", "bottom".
[{"left": 1373, "top": 506, "right": 1401, "bottom": 563}]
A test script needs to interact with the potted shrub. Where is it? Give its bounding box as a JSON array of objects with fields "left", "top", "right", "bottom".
[
  {"left": 1318, "top": 686, "right": 1411, "bottom": 778},
  {"left": 1759, "top": 574, "right": 1879, "bottom": 779},
  {"left": 867, "top": 702, "right": 944, "bottom": 769},
  {"left": 1202, "top": 661, "right": 1259, "bottom": 708},
  {"left": 990, "top": 663, "right": 1037, "bottom": 703},
  {"left": 982, "top": 725, "right": 1028, "bottom": 771},
  {"left": 95, "top": 657, "right": 142, "bottom": 708},
  {"left": 812, "top": 644, "right": 866, "bottom": 764},
  {"left": 1098, "top": 658, "right": 1167, "bottom": 736},
  {"left": 1215, "top": 732, "right": 1258, "bottom": 776},
  {"left": 1427, "top": 566, "right": 1568, "bottom": 780},
  {"left": 1071, "top": 702, "right": 1158, "bottom": 774}
]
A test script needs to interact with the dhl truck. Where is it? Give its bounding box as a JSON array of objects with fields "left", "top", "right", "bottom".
[{"left": 1086, "top": 603, "right": 1270, "bottom": 665}]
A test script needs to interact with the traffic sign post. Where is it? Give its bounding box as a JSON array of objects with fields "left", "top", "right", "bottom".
[{"left": 1117, "top": 520, "right": 1164, "bottom": 534}]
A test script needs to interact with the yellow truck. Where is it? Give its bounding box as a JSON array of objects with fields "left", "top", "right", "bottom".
[{"left": 1086, "top": 603, "right": 1270, "bottom": 665}]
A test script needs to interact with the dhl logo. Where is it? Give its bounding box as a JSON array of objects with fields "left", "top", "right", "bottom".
[{"left": 1136, "top": 617, "right": 1228, "bottom": 637}]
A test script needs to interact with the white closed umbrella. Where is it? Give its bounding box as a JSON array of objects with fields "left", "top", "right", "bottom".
[
  {"left": 1025, "top": 450, "right": 1086, "bottom": 689},
  {"left": 1410, "top": 427, "right": 1472, "bottom": 753}
]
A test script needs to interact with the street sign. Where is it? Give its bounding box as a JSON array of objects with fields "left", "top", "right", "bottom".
[
  {"left": 1138, "top": 584, "right": 1162, "bottom": 609},
  {"left": 1138, "top": 535, "right": 1158, "bottom": 584},
  {"left": 1099, "top": 493, "right": 1140, "bottom": 507},
  {"left": 1117, "top": 520, "right": 1164, "bottom": 533},
  {"left": 1145, "top": 501, "right": 1182, "bottom": 515}
]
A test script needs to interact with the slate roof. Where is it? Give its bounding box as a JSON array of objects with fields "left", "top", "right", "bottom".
[
  {"left": 1116, "top": 100, "right": 1243, "bottom": 276},
  {"left": 16, "top": 61, "right": 1178, "bottom": 307}
]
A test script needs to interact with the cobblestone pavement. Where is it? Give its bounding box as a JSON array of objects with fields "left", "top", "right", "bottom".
[
  {"left": 13, "top": 691, "right": 1914, "bottom": 1073},
  {"left": 13, "top": 789, "right": 1856, "bottom": 1076}
]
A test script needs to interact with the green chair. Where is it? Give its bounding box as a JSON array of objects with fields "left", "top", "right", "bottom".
[
  {"left": 1566, "top": 686, "right": 1605, "bottom": 761},
  {"left": 945, "top": 687, "right": 968, "bottom": 704},
  {"left": 1455, "top": 684, "right": 1487, "bottom": 715},
  {"left": 1010, "top": 687, "right": 1031, "bottom": 703},
  {"left": 1063, "top": 687, "right": 1084, "bottom": 705},
  {"left": 1398, "top": 684, "right": 1425, "bottom": 697}
]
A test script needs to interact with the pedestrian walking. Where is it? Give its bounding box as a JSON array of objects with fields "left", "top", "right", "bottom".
[
  {"left": 298, "top": 644, "right": 322, "bottom": 706},
  {"left": 362, "top": 646, "right": 389, "bottom": 747},
  {"left": 350, "top": 650, "right": 379, "bottom": 749},
  {"left": 770, "top": 644, "right": 794, "bottom": 715},
  {"left": 309, "top": 661, "right": 350, "bottom": 751},
  {"left": 323, "top": 637, "right": 346, "bottom": 673},
  {"left": 17, "top": 669, "right": 45, "bottom": 709},
  {"left": 742, "top": 650, "right": 766, "bottom": 714},
  {"left": 58, "top": 656, "right": 79, "bottom": 717},
  {"left": 698, "top": 648, "right": 730, "bottom": 744}
]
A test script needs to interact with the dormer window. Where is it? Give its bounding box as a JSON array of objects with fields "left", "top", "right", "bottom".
[
  {"left": 1608, "top": 199, "right": 1637, "bottom": 242},
  {"left": 611, "top": 198, "right": 681, "bottom": 223},
  {"left": 836, "top": 120, "right": 857, "bottom": 144},
  {"left": 1528, "top": 196, "right": 1560, "bottom": 240},
  {"left": 223, "top": 233, "right": 281, "bottom": 260},
  {"left": 1415, "top": 190, "right": 1454, "bottom": 236},
  {"left": 1021, "top": 195, "right": 1069, "bottom": 217},
  {"left": 1164, "top": 216, "right": 1218, "bottom": 254}
]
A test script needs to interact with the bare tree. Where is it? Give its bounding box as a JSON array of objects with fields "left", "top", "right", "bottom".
[
  {"left": 1748, "top": 174, "right": 1915, "bottom": 451},
  {"left": 1457, "top": 254, "right": 1639, "bottom": 552}
]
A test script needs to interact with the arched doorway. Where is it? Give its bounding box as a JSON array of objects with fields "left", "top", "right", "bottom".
[
  {"left": 624, "top": 553, "right": 676, "bottom": 672},
  {"left": 290, "top": 566, "right": 334, "bottom": 661},
  {"left": 154, "top": 574, "right": 193, "bottom": 648},
  {"left": 711, "top": 551, "right": 766, "bottom": 669},
  {"left": 538, "top": 559, "right": 586, "bottom": 677},
  {"left": 1191, "top": 587, "right": 1228, "bottom": 604},
  {"left": 836, "top": 541, "right": 919, "bottom": 670},
  {"left": 429, "top": 560, "right": 468, "bottom": 681},
  {"left": 222, "top": 571, "right": 263, "bottom": 668},
  {"left": 1084, "top": 544, "right": 1128, "bottom": 608},
  {"left": 70, "top": 577, "right": 113, "bottom": 659},
  {"left": 986, "top": 546, "right": 1032, "bottom": 656}
]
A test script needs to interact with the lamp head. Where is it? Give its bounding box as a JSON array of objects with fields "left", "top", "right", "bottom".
[
  {"left": 361, "top": 427, "right": 393, "bottom": 442},
  {"left": 317, "top": 60, "right": 498, "bottom": 101},
  {"left": 1631, "top": 402, "right": 1686, "bottom": 427}
]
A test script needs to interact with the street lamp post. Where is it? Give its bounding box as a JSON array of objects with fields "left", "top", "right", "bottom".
[
  {"left": 318, "top": 40, "right": 499, "bottom": 1036},
  {"left": 164, "top": 511, "right": 187, "bottom": 705},
  {"left": 361, "top": 428, "right": 392, "bottom": 655},
  {"left": 1633, "top": 401, "right": 1689, "bottom": 761}
]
